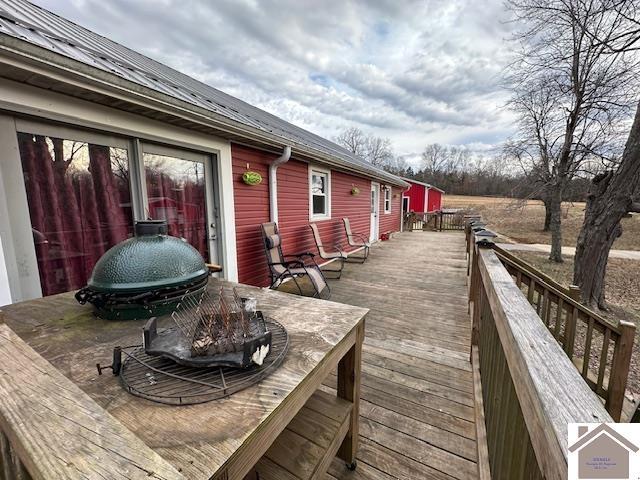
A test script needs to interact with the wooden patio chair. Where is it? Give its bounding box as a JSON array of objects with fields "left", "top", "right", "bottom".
[
  {"left": 309, "top": 223, "right": 347, "bottom": 279},
  {"left": 260, "top": 222, "right": 330, "bottom": 299},
  {"left": 342, "top": 218, "right": 370, "bottom": 263}
]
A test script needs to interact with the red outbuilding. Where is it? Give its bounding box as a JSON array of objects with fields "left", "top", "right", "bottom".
[{"left": 400, "top": 178, "right": 445, "bottom": 214}]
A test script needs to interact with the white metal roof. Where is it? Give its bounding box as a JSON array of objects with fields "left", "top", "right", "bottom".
[{"left": 399, "top": 177, "right": 445, "bottom": 193}]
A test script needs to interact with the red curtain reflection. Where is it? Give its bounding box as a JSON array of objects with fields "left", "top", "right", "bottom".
[
  {"left": 144, "top": 156, "right": 208, "bottom": 259},
  {"left": 17, "top": 133, "right": 133, "bottom": 296}
]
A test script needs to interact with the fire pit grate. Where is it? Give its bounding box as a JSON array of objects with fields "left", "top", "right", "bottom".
[{"left": 119, "top": 318, "right": 288, "bottom": 405}]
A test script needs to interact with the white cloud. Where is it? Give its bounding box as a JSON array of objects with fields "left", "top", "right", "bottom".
[{"left": 35, "top": 0, "right": 517, "bottom": 157}]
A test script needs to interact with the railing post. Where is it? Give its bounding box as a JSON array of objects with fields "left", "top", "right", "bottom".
[
  {"left": 568, "top": 285, "right": 581, "bottom": 301},
  {"left": 469, "top": 242, "right": 477, "bottom": 313},
  {"left": 607, "top": 320, "right": 636, "bottom": 421},
  {"left": 471, "top": 238, "right": 494, "bottom": 352},
  {"left": 466, "top": 226, "right": 472, "bottom": 276}
]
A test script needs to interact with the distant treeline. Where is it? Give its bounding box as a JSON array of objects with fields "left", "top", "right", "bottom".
[{"left": 387, "top": 166, "right": 592, "bottom": 202}]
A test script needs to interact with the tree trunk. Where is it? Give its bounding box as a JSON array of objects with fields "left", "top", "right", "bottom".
[
  {"left": 548, "top": 184, "right": 564, "bottom": 262},
  {"left": 573, "top": 179, "right": 622, "bottom": 307},
  {"left": 574, "top": 102, "right": 640, "bottom": 307},
  {"left": 543, "top": 195, "right": 552, "bottom": 231}
]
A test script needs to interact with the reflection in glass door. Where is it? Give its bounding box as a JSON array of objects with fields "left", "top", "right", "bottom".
[
  {"left": 16, "top": 132, "right": 134, "bottom": 296},
  {"left": 141, "top": 145, "right": 216, "bottom": 263}
]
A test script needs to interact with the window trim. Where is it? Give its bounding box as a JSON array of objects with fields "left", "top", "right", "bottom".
[
  {"left": 308, "top": 166, "right": 331, "bottom": 220},
  {"left": 384, "top": 187, "right": 392, "bottom": 214}
]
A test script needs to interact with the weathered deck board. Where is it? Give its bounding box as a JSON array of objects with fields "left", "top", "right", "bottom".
[{"left": 322, "top": 231, "right": 478, "bottom": 480}]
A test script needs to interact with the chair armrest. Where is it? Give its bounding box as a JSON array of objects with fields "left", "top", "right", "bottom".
[
  {"left": 350, "top": 233, "right": 370, "bottom": 244},
  {"left": 333, "top": 242, "right": 348, "bottom": 254},
  {"left": 285, "top": 252, "right": 316, "bottom": 259},
  {"left": 270, "top": 259, "right": 305, "bottom": 269}
]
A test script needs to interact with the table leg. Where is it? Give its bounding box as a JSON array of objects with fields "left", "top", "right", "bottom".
[{"left": 337, "top": 319, "right": 364, "bottom": 468}]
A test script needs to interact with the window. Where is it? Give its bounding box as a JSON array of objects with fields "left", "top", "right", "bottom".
[
  {"left": 16, "top": 132, "right": 134, "bottom": 296},
  {"left": 143, "top": 148, "right": 209, "bottom": 260},
  {"left": 384, "top": 187, "right": 392, "bottom": 213},
  {"left": 310, "top": 168, "right": 330, "bottom": 219}
]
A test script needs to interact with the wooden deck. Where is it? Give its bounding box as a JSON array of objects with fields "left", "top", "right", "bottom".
[{"left": 322, "top": 231, "right": 477, "bottom": 479}]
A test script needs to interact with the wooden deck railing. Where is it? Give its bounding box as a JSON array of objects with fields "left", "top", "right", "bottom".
[
  {"left": 403, "top": 212, "right": 437, "bottom": 231},
  {"left": 468, "top": 237, "right": 613, "bottom": 479},
  {"left": 465, "top": 225, "right": 635, "bottom": 422},
  {"left": 437, "top": 210, "right": 466, "bottom": 231},
  {"left": 492, "top": 245, "right": 635, "bottom": 421},
  {"left": 403, "top": 210, "right": 466, "bottom": 231}
]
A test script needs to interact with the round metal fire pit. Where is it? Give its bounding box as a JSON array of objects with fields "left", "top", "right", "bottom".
[{"left": 118, "top": 319, "right": 288, "bottom": 405}]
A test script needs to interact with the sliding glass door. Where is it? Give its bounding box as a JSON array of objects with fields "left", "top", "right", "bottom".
[
  {"left": 12, "top": 122, "right": 220, "bottom": 298},
  {"left": 140, "top": 143, "right": 218, "bottom": 263},
  {"left": 16, "top": 130, "right": 134, "bottom": 296}
]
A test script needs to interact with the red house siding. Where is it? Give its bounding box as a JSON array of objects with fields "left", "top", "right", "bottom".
[
  {"left": 404, "top": 182, "right": 426, "bottom": 212},
  {"left": 277, "top": 162, "right": 371, "bottom": 260},
  {"left": 379, "top": 186, "right": 402, "bottom": 234},
  {"left": 231, "top": 145, "right": 272, "bottom": 285},
  {"left": 231, "top": 144, "right": 402, "bottom": 287},
  {"left": 427, "top": 189, "right": 443, "bottom": 212}
]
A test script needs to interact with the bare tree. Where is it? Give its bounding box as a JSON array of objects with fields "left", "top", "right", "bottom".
[
  {"left": 366, "top": 136, "right": 394, "bottom": 167},
  {"left": 421, "top": 143, "right": 448, "bottom": 176},
  {"left": 421, "top": 143, "right": 471, "bottom": 177},
  {"left": 335, "top": 127, "right": 367, "bottom": 158},
  {"left": 505, "top": 0, "right": 638, "bottom": 262},
  {"left": 570, "top": 0, "right": 640, "bottom": 307},
  {"left": 335, "top": 127, "right": 394, "bottom": 168},
  {"left": 385, "top": 154, "right": 410, "bottom": 176}
]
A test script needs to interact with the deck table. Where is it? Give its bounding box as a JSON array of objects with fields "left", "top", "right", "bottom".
[{"left": 0, "top": 279, "right": 367, "bottom": 480}]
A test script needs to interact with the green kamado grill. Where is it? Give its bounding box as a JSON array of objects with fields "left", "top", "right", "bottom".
[{"left": 75, "top": 220, "right": 208, "bottom": 320}]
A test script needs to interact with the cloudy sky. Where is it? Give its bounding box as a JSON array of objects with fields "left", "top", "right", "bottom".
[{"left": 34, "top": 0, "right": 516, "bottom": 165}]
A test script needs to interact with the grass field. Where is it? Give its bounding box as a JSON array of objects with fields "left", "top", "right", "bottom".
[{"left": 443, "top": 194, "right": 640, "bottom": 250}]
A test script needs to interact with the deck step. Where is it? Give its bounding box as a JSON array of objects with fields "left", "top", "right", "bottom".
[{"left": 256, "top": 389, "right": 352, "bottom": 480}]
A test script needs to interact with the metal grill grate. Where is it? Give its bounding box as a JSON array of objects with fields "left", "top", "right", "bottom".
[{"left": 120, "top": 319, "right": 288, "bottom": 405}]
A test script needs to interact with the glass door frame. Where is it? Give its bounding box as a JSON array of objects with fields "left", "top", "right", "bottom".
[{"left": 370, "top": 182, "right": 380, "bottom": 242}]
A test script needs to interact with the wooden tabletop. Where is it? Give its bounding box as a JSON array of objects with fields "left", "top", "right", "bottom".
[{"left": 0, "top": 279, "right": 368, "bottom": 479}]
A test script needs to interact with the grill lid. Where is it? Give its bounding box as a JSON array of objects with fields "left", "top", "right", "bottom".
[{"left": 87, "top": 220, "right": 208, "bottom": 293}]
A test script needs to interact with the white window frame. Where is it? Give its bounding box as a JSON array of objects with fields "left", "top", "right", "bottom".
[
  {"left": 309, "top": 166, "right": 331, "bottom": 220},
  {"left": 383, "top": 187, "right": 392, "bottom": 214}
]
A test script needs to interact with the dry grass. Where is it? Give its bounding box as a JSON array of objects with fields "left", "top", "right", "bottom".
[
  {"left": 443, "top": 194, "right": 640, "bottom": 250},
  {"left": 517, "top": 251, "right": 640, "bottom": 395}
]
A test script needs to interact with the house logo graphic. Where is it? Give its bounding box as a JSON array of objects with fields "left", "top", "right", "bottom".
[{"left": 568, "top": 424, "right": 640, "bottom": 479}]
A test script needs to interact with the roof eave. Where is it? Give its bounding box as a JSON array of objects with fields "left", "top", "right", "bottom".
[
  {"left": 400, "top": 177, "right": 443, "bottom": 192},
  {"left": 0, "top": 35, "right": 408, "bottom": 188}
]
